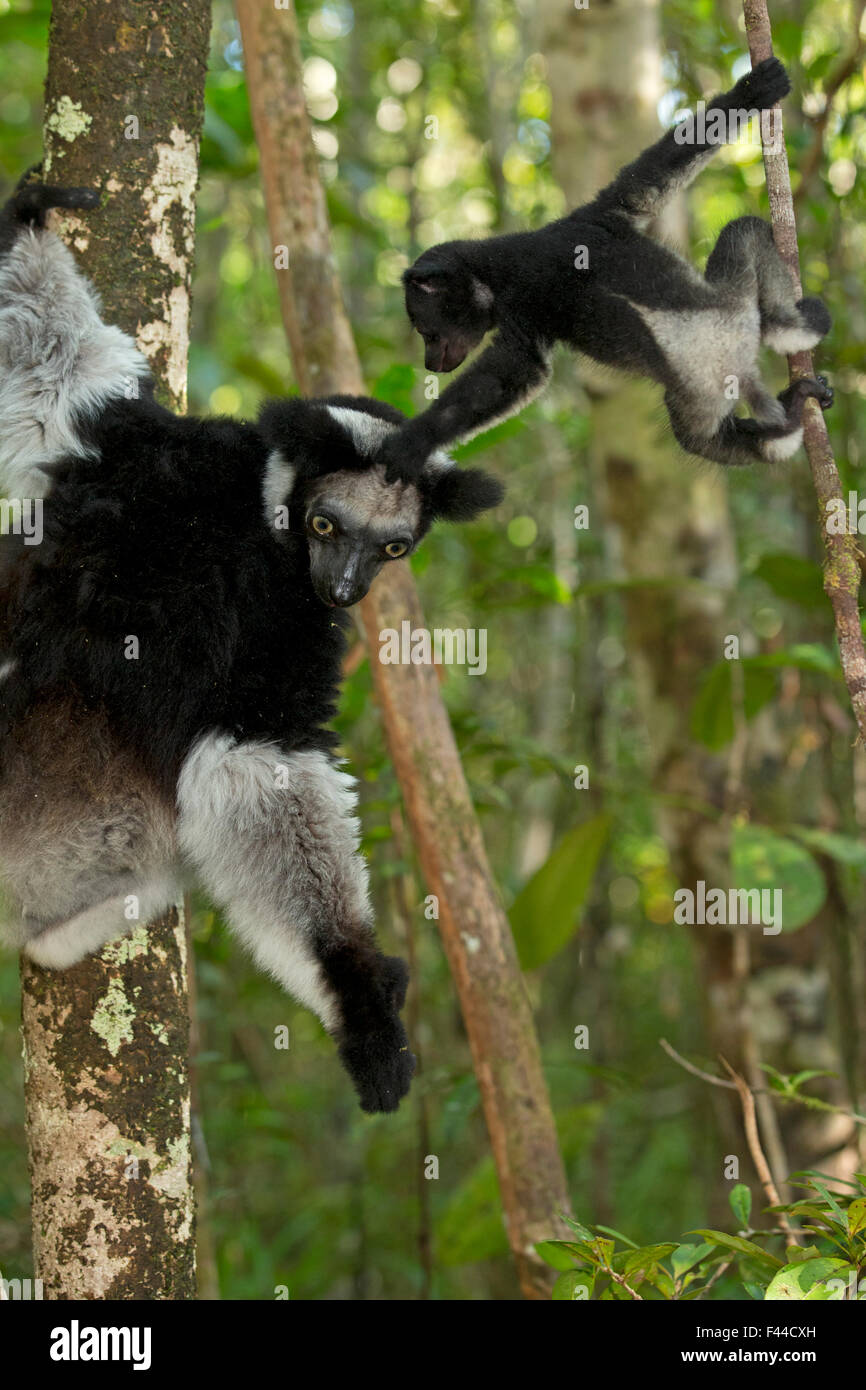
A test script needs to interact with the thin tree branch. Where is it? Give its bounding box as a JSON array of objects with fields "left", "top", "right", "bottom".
[
  {"left": 720, "top": 1056, "right": 799, "bottom": 1242},
  {"left": 660, "top": 1037, "right": 737, "bottom": 1089},
  {"left": 743, "top": 0, "right": 866, "bottom": 744},
  {"left": 234, "top": 0, "right": 572, "bottom": 1298}
]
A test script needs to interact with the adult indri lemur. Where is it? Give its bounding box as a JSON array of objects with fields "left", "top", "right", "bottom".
[
  {"left": 378, "top": 57, "right": 833, "bottom": 481},
  {"left": 0, "top": 176, "right": 502, "bottom": 1113}
]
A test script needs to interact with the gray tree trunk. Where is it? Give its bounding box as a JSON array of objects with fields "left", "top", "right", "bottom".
[{"left": 20, "top": 0, "right": 210, "bottom": 1299}]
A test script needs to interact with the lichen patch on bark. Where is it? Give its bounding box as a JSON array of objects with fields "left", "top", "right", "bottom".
[
  {"left": 90, "top": 977, "right": 137, "bottom": 1056},
  {"left": 45, "top": 94, "right": 92, "bottom": 144}
]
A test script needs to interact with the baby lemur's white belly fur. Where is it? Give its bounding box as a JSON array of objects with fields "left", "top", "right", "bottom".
[{"left": 633, "top": 298, "right": 763, "bottom": 437}]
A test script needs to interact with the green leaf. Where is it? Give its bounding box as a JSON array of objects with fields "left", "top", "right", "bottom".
[
  {"left": 810, "top": 1180, "right": 848, "bottom": 1226},
  {"left": 764, "top": 1257, "right": 849, "bottom": 1300},
  {"left": 645, "top": 1264, "right": 676, "bottom": 1299},
  {"left": 784, "top": 1245, "right": 822, "bottom": 1264},
  {"left": 594, "top": 1224, "right": 638, "bottom": 1249},
  {"left": 671, "top": 1242, "right": 716, "bottom": 1277},
  {"left": 535, "top": 1240, "right": 588, "bottom": 1272},
  {"left": 689, "top": 1230, "right": 784, "bottom": 1268},
  {"left": 788, "top": 827, "right": 866, "bottom": 870},
  {"left": 561, "top": 1214, "right": 596, "bottom": 1243},
  {"left": 552, "top": 1269, "right": 595, "bottom": 1300},
  {"left": 729, "top": 1183, "right": 752, "bottom": 1228},
  {"left": 753, "top": 552, "right": 825, "bottom": 608},
  {"left": 509, "top": 814, "right": 610, "bottom": 970},
  {"left": 621, "top": 1243, "right": 679, "bottom": 1280},
  {"left": 750, "top": 643, "right": 840, "bottom": 677},
  {"left": 847, "top": 1197, "right": 866, "bottom": 1238},
  {"left": 730, "top": 824, "right": 827, "bottom": 931},
  {"left": 690, "top": 660, "right": 777, "bottom": 749},
  {"left": 590, "top": 1236, "right": 615, "bottom": 1265},
  {"left": 691, "top": 661, "right": 734, "bottom": 749}
]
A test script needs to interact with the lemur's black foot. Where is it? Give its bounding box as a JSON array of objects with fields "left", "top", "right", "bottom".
[
  {"left": 814, "top": 375, "right": 834, "bottom": 410},
  {"left": 778, "top": 376, "right": 833, "bottom": 414},
  {"left": 330, "top": 948, "right": 416, "bottom": 1114},
  {"left": 729, "top": 56, "right": 791, "bottom": 112}
]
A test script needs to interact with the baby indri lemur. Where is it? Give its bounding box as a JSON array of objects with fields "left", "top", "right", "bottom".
[
  {"left": 378, "top": 57, "right": 833, "bottom": 480},
  {"left": 0, "top": 175, "right": 503, "bottom": 1114}
]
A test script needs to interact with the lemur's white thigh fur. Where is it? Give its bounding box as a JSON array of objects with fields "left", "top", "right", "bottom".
[
  {"left": 176, "top": 733, "right": 372, "bottom": 1032},
  {"left": 0, "top": 229, "right": 148, "bottom": 498}
]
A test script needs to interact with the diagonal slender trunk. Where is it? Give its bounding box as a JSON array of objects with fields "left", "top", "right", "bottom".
[{"left": 235, "top": 0, "right": 572, "bottom": 1297}]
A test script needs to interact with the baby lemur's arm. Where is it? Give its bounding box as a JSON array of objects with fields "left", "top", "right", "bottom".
[
  {"left": 390, "top": 330, "right": 552, "bottom": 463},
  {"left": 380, "top": 57, "right": 791, "bottom": 481},
  {"left": 590, "top": 57, "right": 789, "bottom": 225}
]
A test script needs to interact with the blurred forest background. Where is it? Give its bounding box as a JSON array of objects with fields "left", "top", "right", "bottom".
[{"left": 1, "top": 0, "right": 866, "bottom": 1299}]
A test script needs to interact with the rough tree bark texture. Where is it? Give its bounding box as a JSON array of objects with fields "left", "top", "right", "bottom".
[
  {"left": 235, "top": 0, "right": 572, "bottom": 1298},
  {"left": 743, "top": 0, "right": 866, "bottom": 742},
  {"left": 19, "top": 0, "right": 210, "bottom": 1299}
]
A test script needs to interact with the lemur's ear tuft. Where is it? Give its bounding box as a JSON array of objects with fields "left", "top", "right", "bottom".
[
  {"left": 403, "top": 262, "right": 449, "bottom": 294},
  {"left": 428, "top": 466, "right": 505, "bottom": 521}
]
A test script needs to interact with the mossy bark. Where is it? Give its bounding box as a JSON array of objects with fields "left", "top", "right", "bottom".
[
  {"left": 236, "top": 0, "right": 572, "bottom": 1298},
  {"left": 20, "top": 0, "right": 210, "bottom": 1299}
]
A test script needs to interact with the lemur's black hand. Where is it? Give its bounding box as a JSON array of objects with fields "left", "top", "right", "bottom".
[
  {"left": 337, "top": 954, "right": 416, "bottom": 1114},
  {"left": 725, "top": 56, "right": 790, "bottom": 112},
  {"left": 379, "top": 432, "right": 426, "bottom": 486}
]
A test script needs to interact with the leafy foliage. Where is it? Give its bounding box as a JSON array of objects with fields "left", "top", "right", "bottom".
[{"left": 539, "top": 1175, "right": 866, "bottom": 1300}]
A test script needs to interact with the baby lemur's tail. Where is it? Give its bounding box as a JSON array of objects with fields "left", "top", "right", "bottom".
[{"left": 591, "top": 56, "right": 790, "bottom": 228}]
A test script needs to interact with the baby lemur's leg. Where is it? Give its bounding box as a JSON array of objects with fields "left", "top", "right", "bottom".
[
  {"left": 666, "top": 376, "right": 834, "bottom": 467},
  {"left": 176, "top": 733, "right": 415, "bottom": 1114},
  {"left": 705, "top": 216, "right": 831, "bottom": 354}
]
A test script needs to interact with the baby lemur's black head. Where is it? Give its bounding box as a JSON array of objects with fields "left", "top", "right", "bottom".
[
  {"left": 403, "top": 249, "right": 495, "bottom": 373},
  {"left": 258, "top": 395, "right": 503, "bottom": 608}
]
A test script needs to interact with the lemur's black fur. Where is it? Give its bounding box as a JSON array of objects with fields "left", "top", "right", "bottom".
[
  {"left": 379, "top": 57, "right": 833, "bottom": 481},
  {"left": 0, "top": 175, "right": 501, "bottom": 1114}
]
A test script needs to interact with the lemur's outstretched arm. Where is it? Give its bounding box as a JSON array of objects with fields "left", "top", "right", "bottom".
[
  {"left": 591, "top": 57, "right": 790, "bottom": 226},
  {"left": 383, "top": 331, "right": 551, "bottom": 479}
]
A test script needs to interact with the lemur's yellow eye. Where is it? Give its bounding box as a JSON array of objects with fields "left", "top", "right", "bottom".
[
  {"left": 385, "top": 541, "right": 408, "bottom": 559},
  {"left": 311, "top": 515, "right": 333, "bottom": 536}
]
